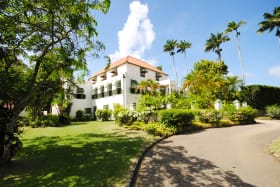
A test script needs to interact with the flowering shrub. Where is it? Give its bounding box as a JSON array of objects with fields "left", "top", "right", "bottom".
[
  {"left": 138, "top": 107, "right": 157, "bottom": 124},
  {"left": 117, "top": 110, "right": 139, "bottom": 126}
]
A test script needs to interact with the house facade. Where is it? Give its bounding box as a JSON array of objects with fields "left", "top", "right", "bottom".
[{"left": 68, "top": 56, "right": 176, "bottom": 118}]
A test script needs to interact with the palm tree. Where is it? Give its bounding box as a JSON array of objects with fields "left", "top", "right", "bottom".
[
  {"left": 177, "top": 40, "right": 192, "bottom": 74},
  {"left": 225, "top": 20, "right": 246, "bottom": 85},
  {"left": 257, "top": 6, "right": 280, "bottom": 45},
  {"left": 163, "top": 39, "right": 178, "bottom": 90},
  {"left": 205, "top": 32, "right": 230, "bottom": 61}
]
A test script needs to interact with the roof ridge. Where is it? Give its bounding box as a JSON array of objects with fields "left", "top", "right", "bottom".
[{"left": 88, "top": 56, "right": 168, "bottom": 80}]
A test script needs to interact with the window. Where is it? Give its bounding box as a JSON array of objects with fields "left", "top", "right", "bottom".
[
  {"left": 111, "top": 68, "right": 118, "bottom": 77},
  {"left": 160, "top": 86, "right": 166, "bottom": 96},
  {"left": 132, "top": 103, "right": 136, "bottom": 110},
  {"left": 84, "top": 108, "right": 92, "bottom": 114},
  {"left": 100, "top": 86, "right": 105, "bottom": 98},
  {"left": 101, "top": 73, "right": 106, "bottom": 81},
  {"left": 130, "top": 79, "right": 138, "bottom": 94},
  {"left": 107, "top": 83, "right": 112, "bottom": 96},
  {"left": 92, "top": 88, "right": 98, "bottom": 99},
  {"left": 77, "top": 87, "right": 84, "bottom": 94},
  {"left": 75, "top": 94, "right": 86, "bottom": 99},
  {"left": 156, "top": 72, "right": 162, "bottom": 81},
  {"left": 114, "top": 80, "right": 122, "bottom": 94},
  {"left": 140, "top": 67, "right": 147, "bottom": 77}
]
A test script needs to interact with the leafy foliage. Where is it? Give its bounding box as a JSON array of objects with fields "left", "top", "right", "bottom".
[
  {"left": 257, "top": 6, "right": 280, "bottom": 39},
  {"left": 265, "top": 105, "right": 280, "bottom": 119},
  {"left": 182, "top": 59, "right": 241, "bottom": 108},
  {"left": 196, "top": 109, "right": 223, "bottom": 124},
  {"left": 226, "top": 106, "right": 257, "bottom": 124},
  {"left": 0, "top": 0, "right": 110, "bottom": 163},
  {"left": 204, "top": 32, "right": 230, "bottom": 61},
  {"left": 95, "top": 109, "right": 112, "bottom": 121},
  {"left": 241, "top": 85, "right": 280, "bottom": 111},
  {"left": 158, "top": 109, "right": 194, "bottom": 128}
]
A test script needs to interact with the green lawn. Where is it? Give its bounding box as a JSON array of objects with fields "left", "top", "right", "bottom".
[
  {"left": 270, "top": 137, "right": 280, "bottom": 160},
  {"left": 0, "top": 121, "right": 158, "bottom": 187}
]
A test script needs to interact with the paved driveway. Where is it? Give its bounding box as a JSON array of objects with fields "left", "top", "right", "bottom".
[{"left": 135, "top": 120, "right": 280, "bottom": 187}]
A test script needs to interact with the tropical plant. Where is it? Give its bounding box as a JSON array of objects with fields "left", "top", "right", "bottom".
[
  {"left": 257, "top": 6, "right": 280, "bottom": 45},
  {"left": 182, "top": 60, "right": 236, "bottom": 108},
  {"left": 205, "top": 32, "right": 230, "bottom": 61},
  {"left": 137, "top": 79, "right": 160, "bottom": 96},
  {"left": 225, "top": 20, "right": 246, "bottom": 85},
  {"left": 176, "top": 40, "right": 192, "bottom": 74},
  {"left": 163, "top": 39, "right": 178, "bottom": 89},
  {"left": 0, "top": 0, "right": 110, "bottom": 164}
]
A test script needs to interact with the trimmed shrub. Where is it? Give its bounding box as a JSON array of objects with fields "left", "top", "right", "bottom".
[
  {"left": 95, "top": 109, "right": 112, "bottom": 121},
  {"left": 242, "top": 85, "right": 280, "bottom": 111},
  {"left": 196, "top": 109, "right": 223, "bottom": 124},
  {"left": 144, "top": 123, "right": 177, "bottom": 137},
  {"left": 265, "top": 105, "right": 280, "bottom": 119},
  {"left": 158, "top": 109, "right": 194, "bottom": 128},
  {"left": 226, "top": 106, "right": 257, "bottom": 124}
]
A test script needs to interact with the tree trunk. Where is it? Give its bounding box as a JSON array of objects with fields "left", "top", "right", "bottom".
[{"left": 0, "top": 106, "right": 24, "bottom": 165}]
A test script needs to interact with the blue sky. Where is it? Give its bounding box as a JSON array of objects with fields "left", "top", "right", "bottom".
[{"left": 88, "top": 0, "right": 280, "bottom": 87}]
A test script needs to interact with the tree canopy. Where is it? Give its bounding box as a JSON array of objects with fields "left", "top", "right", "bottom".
[
  {"left": 0, "top": 0, "right": 110, "bottom": 164},
  {"left": 182, "top": 60, "right": 241, "bottom": 108}
]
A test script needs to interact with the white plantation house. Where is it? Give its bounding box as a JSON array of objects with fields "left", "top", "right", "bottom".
[{"left": 61, "top": 56, "right": 176, "bottom": 118}]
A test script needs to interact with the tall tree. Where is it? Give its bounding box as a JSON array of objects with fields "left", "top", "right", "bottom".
[
  {"left": 163, "top": 39, "right": 178, "bottom": 90},
  {"left": 205, "top": 32, "right": 230, "bottom": 61},
  {"left": 176, "top": 40, "right": 192, "bottom": 74},
  {"left": 182, "top": 60, "right": 231, "bottom": 108},
  {"left": 0, "top": 0, "right": 110, "bottom": 164},
  {"left": 257, "top": 6, "right": 280, "bottom": 45},
  {"left": 225, "top": 20, "right": 246, "bottom": 85}
]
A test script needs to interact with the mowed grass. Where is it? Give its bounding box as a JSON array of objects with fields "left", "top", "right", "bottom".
[
  {"left": 0, "top": 121, "right": 158, "bottom": 187},
  {"left": 270, "top": 137, "right": 280, "bottom": 160}
]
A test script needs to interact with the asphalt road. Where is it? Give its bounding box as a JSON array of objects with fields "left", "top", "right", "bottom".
[{"left": 135, "top": 120, "right": 280, "bottom": 187}]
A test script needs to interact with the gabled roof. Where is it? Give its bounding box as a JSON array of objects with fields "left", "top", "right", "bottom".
[{"left": 88, "top": 55, "right": 168, "bottom": 80}]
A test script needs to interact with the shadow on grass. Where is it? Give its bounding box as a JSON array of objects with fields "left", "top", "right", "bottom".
[
  {"left": 136, "top": 140, "right": 255, "bottom": 187},
  {"left": 0, "top": 133, "right": 146, "bottom": 187}
]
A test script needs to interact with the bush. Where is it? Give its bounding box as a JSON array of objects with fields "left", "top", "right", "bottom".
[
  {"left": 95, "top": 109, "right": 112, "bottom": 121},
  {"left": 117, "top": 110, "right": 139, "bottom": 126},
  {"left": 265, "top": 105, "right": 280, "bottom": 119},
  {"left": 113, "top": 103, "right": 127, "bottom": 121},
  {"left": 138, "top": 107, "right": 157, "bottom": 124},
  {"left": 226, "top": 106, "right": 257, "bottom": 124},
  {"left": 144, "top": 123, "right": 177, "bottom": 137},
  {"left": 158, "top": 109, "right": 194, "bottom": 128},
  {"left": 196, "top": 109, "right": 223, "bottom": 124}
]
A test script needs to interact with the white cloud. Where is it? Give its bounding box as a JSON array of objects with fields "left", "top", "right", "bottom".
[
  {"left": 269, "top": 65, "right": 280, "bottom": 78},
  {"left": 110, "top": 1, "right": 155, "bottom": 61}
]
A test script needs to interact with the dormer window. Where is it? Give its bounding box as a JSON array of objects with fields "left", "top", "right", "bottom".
[
  {"left": 91, "top": 77, "right": 97, "bottom": 84},
  {"left": 156, "top": 72, "right": 162, "bottom": 81},
  {"left": 101, "top": 73, "right": 106, "bottom": 81},
  {"left": 111, "top": 68, "right": 118, "bottom": 77},
  {"left": 140, "top": 67, "right": 147, "bottom": 77}
]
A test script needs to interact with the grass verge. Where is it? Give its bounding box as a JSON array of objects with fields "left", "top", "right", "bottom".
[
  {"left": 0, "top": 121, "right": 158, "bottom": 187},
  {"left": 270, "top": 137, "right": 280, "bottom": 160}
]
